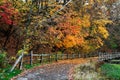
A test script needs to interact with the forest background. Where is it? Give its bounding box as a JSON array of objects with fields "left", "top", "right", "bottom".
[{"left": 0, "top": 0, "right": 120, "bottom": 61}]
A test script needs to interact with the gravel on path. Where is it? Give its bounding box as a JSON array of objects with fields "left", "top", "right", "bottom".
[{"left": 11, "top": 58, "right": 97, "bottom": 80}]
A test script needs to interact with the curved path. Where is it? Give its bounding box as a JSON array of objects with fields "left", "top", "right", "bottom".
[{"left": 12, "top": 58, "right": 97, "bottom": 80}]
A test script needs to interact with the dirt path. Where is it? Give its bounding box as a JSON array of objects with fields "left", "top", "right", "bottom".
[{"left": 12, "top": 58, "right": 97, "bottom": 80}]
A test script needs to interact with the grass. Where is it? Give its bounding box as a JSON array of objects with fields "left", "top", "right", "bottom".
[
  {"left": 0, "top": 66, "right": 22, "bottom": 80},
  {"left": 100, "top": 63, "right": 120, "bottom": 79},
  {"left": 0, "top": 61, "right": 54, "bottom": 80},
  {"left": 0, "top": 63, "right": 41, "bottom": 80}
]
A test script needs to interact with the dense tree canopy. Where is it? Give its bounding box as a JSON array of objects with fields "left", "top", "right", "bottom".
[{"left": 0, "top": 0, "right": 119, "bottom": 55}]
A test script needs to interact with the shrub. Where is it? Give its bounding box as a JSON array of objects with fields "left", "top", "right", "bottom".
[
  {"left": 73, "top": 61, "right": 110, "bottom": 80},
  {"left": 100, "top": 63, "right": 120, "bottom": 79},
  {"left": 0, "top": 50, "right": 7, "bottom": 68}
]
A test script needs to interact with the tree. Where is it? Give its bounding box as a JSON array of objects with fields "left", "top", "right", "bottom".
[
  {"left": 0, "top": 2, "right": 18, "bottom": 25},
  {"left": 47, "top": 0, "right": 112, "bottom": 53},
  {"left": 0, "top": 1, "right": 19, "bottom": 51},
  {"left": 99, "top": 0, "right": 120, "bottom": 51}
]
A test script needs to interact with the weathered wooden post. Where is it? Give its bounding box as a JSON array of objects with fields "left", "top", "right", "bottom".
[
  {"left": 55, "top": 53, "right": 58, "bottom": 62},
  {"left": 30, "top": 51, "right": 33, "bottom": 65},
  {"left": 67, "top": 53, "right": 69, "bottom": 59},
  {"left": 10, "top": 52, "right": 24, "bottom": 72},
  {"left": 78, "top": 53, "right": 80, "bottom": 58},
  {"left": 72, "top": 53, "right": 74, "bottom": 59},
  {"left": 77, "top": 53, "right": 79, "bottom": 58},
  {"left": 61, "top": 53, "right": 64, "bottom": 60},
  {"left": 19, "top": 56, "right": 23, "bottom": 70},
  {"left": 40, "top": 54, "right": 42, "bottom": 63},
  {"left": 49, "top": 53, "right": 51, "bottom": 62}
]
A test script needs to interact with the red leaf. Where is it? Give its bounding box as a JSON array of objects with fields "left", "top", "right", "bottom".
[{"left": 0, "top": 2, "right": 18, "bottom": 25}]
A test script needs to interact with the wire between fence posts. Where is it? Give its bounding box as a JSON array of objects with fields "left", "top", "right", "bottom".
[{"left": 10, "top": 52, "right": 24, "bottom": 72}]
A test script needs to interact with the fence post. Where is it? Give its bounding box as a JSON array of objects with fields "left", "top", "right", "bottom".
[
  {"left": 72, "top": 53, "right": 74, "bottom": 59},
  {"left": 98, "top": 52, "right": 101, "bottom": 61},
  {"left": 67, "top": 53, "right": 69, "bottom": 59},
  {"left": 55, "top": 53, "right": 58, "bottom": 62},
  {"left": 82, "top": 53, "right": 84, "bottom": 58},
  {"left": 49, "top": 54, "right": 51, "bottom": 62},
  {"left": 19, "top": 56, "right": 23, "bottom": 70},
  {"left": 78, "top": 53, "right": 80, "bottom": 58},
  {"left": 61, "top": 53, "right": 63, "bottom": 60},
  {"left": 40, "top": 54, "right": 42, "bottom": 63},
  {"left": 89, "top": 53, "right": 91, "bottom": 57},
  {"left": 30, "top": 51, "right": 33, "bottom": 65},
  {"left": 10, "top": 52, "right": 24, "bottom": 72}
]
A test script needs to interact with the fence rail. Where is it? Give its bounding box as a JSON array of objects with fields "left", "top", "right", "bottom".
[
  {"left": 98, "top": 52, "right": 120, "bottom": 62},
  {"left": 10, "top": 51, "right": 99, "bottom": 72}
]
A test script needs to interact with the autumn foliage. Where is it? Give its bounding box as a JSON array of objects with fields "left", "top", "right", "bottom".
[
  {"left": 47, "top": 0, "right": 112, "bottom": 53},
  {"left": 0, "top": 0, "right": 117, "bottom": 55},
  {"left": 0, "top": 2, "right": 18, "bottom": 25}
]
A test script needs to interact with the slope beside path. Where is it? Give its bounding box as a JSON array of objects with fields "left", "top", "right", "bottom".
[{"left": 11, "top": 58, "right": 97, "bottom": 80}]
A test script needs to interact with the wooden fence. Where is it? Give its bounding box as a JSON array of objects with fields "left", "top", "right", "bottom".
[
  {"left": 10, "top": 51, "right": 99, "bottom": 72},
  {"left": 98, "top": 52, "right": 120, "bottom": 62},
  {"left": 23, "top": 51, "right": 98, "bottom": 64}
]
